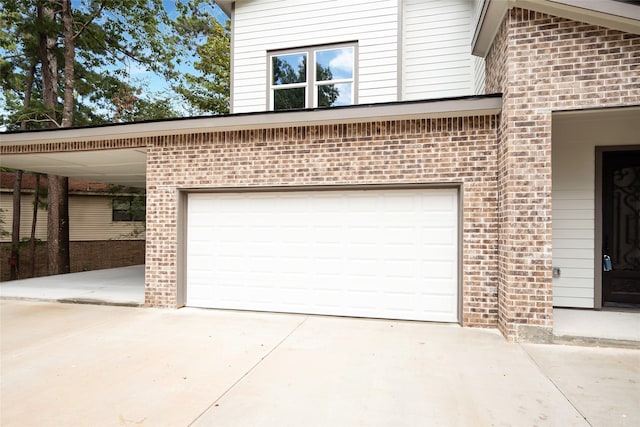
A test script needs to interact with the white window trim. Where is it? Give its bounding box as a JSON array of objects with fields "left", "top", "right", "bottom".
[{"left": 267, "top": 42, "right": 357, "bottom": 111}]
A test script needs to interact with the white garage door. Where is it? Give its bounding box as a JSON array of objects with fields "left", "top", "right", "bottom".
[{"left": 186, "top": 188, "right": 459, "bottom": 322}]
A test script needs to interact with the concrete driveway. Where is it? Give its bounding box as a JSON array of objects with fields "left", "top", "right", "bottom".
[
  {"left": 1, "top": 300, "right": 638, "bottom": 427},
  {"left": 0, "top": 265, "right": 144, "bottom": 306}
]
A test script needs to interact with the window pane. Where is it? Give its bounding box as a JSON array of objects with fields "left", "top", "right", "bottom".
[
  {"left": 317, "top": 83, "right": 352, "bottom": 107},
  {"left": 272, "top": 53, "right": 307, "bottom": 85},
  {"left": 315, "top": 47, "right": 353, "bottom": 81},
  {"left": 274, "top": 87, "right": 306, "bottom": 110}
]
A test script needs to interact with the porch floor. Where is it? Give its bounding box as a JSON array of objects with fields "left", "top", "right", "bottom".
[{"left": 553, "top": 308, "right": 640, "bottom": 346}]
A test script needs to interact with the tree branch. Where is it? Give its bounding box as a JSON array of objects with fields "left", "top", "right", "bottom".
[{"left": 73, "top": 1, "right": 107, "bottom": 40}]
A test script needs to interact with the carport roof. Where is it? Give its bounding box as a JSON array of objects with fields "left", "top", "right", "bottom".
[{"left": 0, "top": 94, "right": 502, "bottom": 188}]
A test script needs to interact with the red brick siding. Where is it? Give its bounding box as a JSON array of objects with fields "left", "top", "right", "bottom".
[
  {"left": 485, "top": 8, "right": 640, "bottom": 340},
  {"left": 145, "top": 117, "right": 500, "bottom": 328}
]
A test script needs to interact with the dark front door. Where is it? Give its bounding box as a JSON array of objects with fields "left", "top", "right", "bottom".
[{"left": 602, "top": 150, "right": 640, "bottom": 306}]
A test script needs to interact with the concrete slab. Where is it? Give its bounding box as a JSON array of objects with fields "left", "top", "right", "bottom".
[
  {"left": 523, "top": 343, "right": 640, "bottom": 427},
  {"left": 554, "top": 308, "right": 640, "bottom": 341},
  {"left": 2, "top": 300, "right": 637, "bottom": 426},
  {"left": 0, "top": 265, "right": 144, "bottom": 306},
  {"left": 0, "top": 301, "right": 303, "bottom": 427},
  {"left": 192, "top": 316, "right": 587, "bottom": 427}
]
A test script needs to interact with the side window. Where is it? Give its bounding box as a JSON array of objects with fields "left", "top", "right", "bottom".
[
  {"left": 269, "top": 43, "right": 356, "bottom": 110},
  {"left": 112, "top": 198, "right": 145, "bottom": 222}
]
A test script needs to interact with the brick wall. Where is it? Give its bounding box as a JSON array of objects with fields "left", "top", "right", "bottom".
[
  {"left": 0, "top": 240, "right": 145, "bottom": 281},
  {"left": 485, "top": 8, "right": 640, "bottom": 340},
  {"left": 145, "top": 116, "right": 501, "bottom": 328}
]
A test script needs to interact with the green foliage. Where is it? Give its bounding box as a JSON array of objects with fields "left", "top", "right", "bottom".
[
  {"left": 0, "top": 0, "right": 229, "bottom": 129},
  {"left": 171, "top": 1, "right": 230, "bottom": 114}
]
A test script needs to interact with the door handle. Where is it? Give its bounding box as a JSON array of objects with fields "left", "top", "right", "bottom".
[{"left": 603, "top": 255, "right": 613, "bottom": 272}]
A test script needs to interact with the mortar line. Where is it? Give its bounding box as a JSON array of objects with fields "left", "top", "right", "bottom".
[
  {"left": 188, "top": 315, "right": 310, "bottom": 426},
  {"left": 520, "top": 344, "right": 594, "bottom": 427}
]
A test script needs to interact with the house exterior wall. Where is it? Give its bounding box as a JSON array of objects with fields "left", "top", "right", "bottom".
[
  {"left": 144, "top": 116, "right": 500, "bottom": 328},
  {"left": 485, "top": 8, "right": 639, "bottom": 340},
  {"left": 0, "top": 240, "right": 145, "bottom": 281},
  {"left": 0, "top": 193, "right": 145, "bottom": 242},
  {"left": 231, "top": 0, "right": 481, "bottom": 113},
  {"left": 471, "top": 0, "right": 486, "bottom": 95},
  {"left": 232, "top": 0, "right": 400, "bottom": 112},
  {"left": 402, "top": 0, "right": 478, "bottom": 99}
]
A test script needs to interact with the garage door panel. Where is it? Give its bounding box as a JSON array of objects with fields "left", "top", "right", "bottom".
[{"left": 186, "top": 188, "right": 459, "bottom": 322}]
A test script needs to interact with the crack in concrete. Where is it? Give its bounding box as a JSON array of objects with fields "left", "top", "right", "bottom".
[
  {"left": 520, "top": 344, "right": 594, "bottom": 427},
  {"left": 188, "top": 315, "right": 310, "bottom": 426}
]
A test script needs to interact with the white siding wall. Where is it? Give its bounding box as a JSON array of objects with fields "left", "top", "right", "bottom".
[
  {"left": 0, "top": 194, "right": 144, "bottom": 242},
  {"left": 232, "top": 0, "right": 399, "bottom": 113},
  {"left": 552, "top": 111, "right": 639, "bottom": 308},
  {"left": 470, "top": 0, "right": 485, "bottom": 94},
  {"left": 402, "top": 0, "right": 476, "bottom": 100},
  {"left": 472, "top": 56, "right": 485, "bottom": 94}
]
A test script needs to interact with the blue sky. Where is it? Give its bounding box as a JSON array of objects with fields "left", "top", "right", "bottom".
[
  {"left": 119, "top": 1, "right": 229, "bottom": 108},
  {"left": 0, "top": 1, "right": 229, "bottom": 129}
]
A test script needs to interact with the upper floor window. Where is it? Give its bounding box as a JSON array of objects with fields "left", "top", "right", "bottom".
[{"left": 269, "top": 43, "right": 356, "bottom": 111}]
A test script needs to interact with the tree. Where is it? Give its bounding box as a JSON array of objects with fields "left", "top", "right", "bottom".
[
  {"left": 1, "top": 0, "right": 229, "bottom": 274},
  {"left": 29, "top": 173, "right": 47, "bottom": 277},
  {"left": 172, "top": 1, "right": 230, "bottom": 114},
  {"left": 9, "top": 169, "right": 22, "bottom": 279},
  {"left": 1, "top": 0, "right": 179, "bottom": 275}
]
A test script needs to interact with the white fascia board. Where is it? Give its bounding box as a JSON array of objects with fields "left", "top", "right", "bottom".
[
  {"left": 472, "top": 0, "right": 508, "bottom": 58},
  {"left": 0, "top": 96, "right": 502, "bottom": 146}
]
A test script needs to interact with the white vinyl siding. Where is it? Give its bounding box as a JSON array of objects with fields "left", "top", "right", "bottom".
[
  {"left": 552, "top": 112, "right": 639, "bottom": 308},
  {"left": 402, "top": 0, "right": 475, "bottom": 100},
  {"left": 186, "top": 188, "right": 459, "bottom": 322},
  {"left": 471, "top": 0, "right": 485, "bottom": 94},
  {"left": 0, "top": 194, "right": 144, "bottom": 242},
  {"left": 232, "top": 0, "right": 399, "bottom": 113},
  {"left": 472, "top": 56, "right": 485, "bottom": 94}
]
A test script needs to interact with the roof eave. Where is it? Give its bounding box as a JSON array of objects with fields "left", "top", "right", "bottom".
[
  {"left": 472, "top": 0, "right": 640, "bottom": 58},
  {"left": 0, "top": 95, "right": 502, "bottom": 146},
  {"left": 215, "top": 0, "right": 233, "bottom": 17}
]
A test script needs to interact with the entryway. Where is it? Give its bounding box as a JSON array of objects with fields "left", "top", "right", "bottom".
[
  {"left": 600, "top": 148, "right": 640, "bottom": 307},
  {"left": 552, "top": 107, "right": 640, "bottom": 309}
]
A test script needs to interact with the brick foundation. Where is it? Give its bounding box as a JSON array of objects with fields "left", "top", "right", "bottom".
[{"left": 0, "top": 240, "right": 145, "bottom": 281}]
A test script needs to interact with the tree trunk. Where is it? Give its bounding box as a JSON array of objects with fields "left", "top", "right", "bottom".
[
  {"left": 37, "top": 4, "right": 58, "bottom": 126},
  {"left": 47, "top": 175, "right": 70, "bottom": 275},
  {"left": 22, "top": 62, "right": 36, "bottom": 130},
  {"left": 10, "top": 170, "right": 23, "bottom": 280},
  {"left": 30, "top": 174, "right": 41, "bottom": 278},
  {"left": 39, "top": 3, "right": 71, "bottom": 275},
  {"left": 61, "top": 0, "right": 74, "bottom": 127}
]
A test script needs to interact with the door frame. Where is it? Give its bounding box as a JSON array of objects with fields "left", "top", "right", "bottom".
[{"left": 594, "top": 145, "right": 640, "bottom": 309}]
